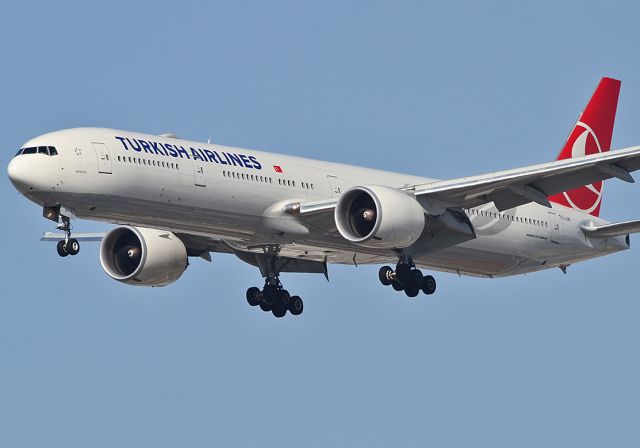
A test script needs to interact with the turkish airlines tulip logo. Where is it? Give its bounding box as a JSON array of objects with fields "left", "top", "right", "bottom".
[{"left": 561, "top": 122, "right": 603, "bottom": 215}]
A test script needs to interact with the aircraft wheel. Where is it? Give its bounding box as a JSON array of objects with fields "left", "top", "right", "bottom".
[
  {"left": 395, "top": 264, "right": 411, "bottom": 283},
  {"left": 392, "top": 280, "right": 404, "bottom": 291},
  {"left": 56, "top": 240, "right": 69, "bottom": 257},
  {"left": 246, "top": 287, "right": 261, "bottom": 306},
  {"left": 408, "top": 269, "right": 423, "bottom": 286},
  {"left": 289, "top": 296, "right": 304, "bottom": 316},
  {"left": 279, "top": 289, "right": 291, "bottom": 308},
  {"left": 421, "top": 275, "right": 436, "bottom": 295},
  {"left": 405, "top": 286, "right": 420, "bottom": 298},
  {"left": 272, "top": 307, "right": 287, "bottom": 318},
  {"left": 262, "top": 285, "right": 278, "bottom": 304},
  {"left": 66, "top": 238, "right": 80, "bottom": 256},
  {"left": 378, "top": 266, "right": 393, "bottom": 286},
  {"left": 259, "top": 302, "right": 272, "bottom": 312}
]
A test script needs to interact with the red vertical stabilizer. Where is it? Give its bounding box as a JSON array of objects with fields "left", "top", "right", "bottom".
[{"left": 548, "top": 77, "right": 621, "bottom": 216}]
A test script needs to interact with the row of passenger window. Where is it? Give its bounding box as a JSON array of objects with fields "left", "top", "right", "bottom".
[
  {"left": 222, "top": 170, "right": 315, "bottom": 190},
  {"left": 117, "top": 155, "right": 179, "bottom": 170},
  {"left": 466, "top": 208, "right": 548, "bottom": 228},
  {"left": 16, "top": 146, "right": 58, "bottom": 156}
]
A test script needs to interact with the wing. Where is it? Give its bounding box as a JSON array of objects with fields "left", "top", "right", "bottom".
[
  {"left": 413, "top": 145, "right": 640, "bottom": 212},
  {"left": 580, "top": 220, "right": 640, "bottom": 238}
]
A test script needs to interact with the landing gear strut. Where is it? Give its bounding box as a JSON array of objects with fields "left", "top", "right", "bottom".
[
  {"left": 379, "top": 256, "right": 436, "bottom": 297},
  {"left": 55, "top": 215, "right": 80, "bottom": 257},
  {"left": 245, "top": 246, "right": 304, "bottom": 318}
]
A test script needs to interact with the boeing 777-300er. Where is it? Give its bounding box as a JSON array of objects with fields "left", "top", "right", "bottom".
[{"left": 7, "top": 77, "right": 640, "bottom": 317}]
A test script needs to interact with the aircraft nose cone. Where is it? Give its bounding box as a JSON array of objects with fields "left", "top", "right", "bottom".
[{"left": 7, "top": 157, "right": 32, "bottom": 191}]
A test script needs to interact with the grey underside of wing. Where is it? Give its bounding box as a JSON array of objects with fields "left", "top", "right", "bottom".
[{"left": 414, "top": 146, "right": 640, "bottom": 211}]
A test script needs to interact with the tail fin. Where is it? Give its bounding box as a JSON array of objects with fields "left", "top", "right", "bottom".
[{"left": 548, "top": 77, "right": 621, "bottom": 217}]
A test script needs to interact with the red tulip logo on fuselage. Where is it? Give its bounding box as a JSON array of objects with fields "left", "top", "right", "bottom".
[{"left": 561, "top": 122, "right": 603, "bottom": 215}]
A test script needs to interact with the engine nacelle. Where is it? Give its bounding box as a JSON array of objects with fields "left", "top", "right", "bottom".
[
  {"left": 334, "top": 185, "right": 425, "bottom": 248},
  {"left": 99, "top": 226, "right": 188, "bottom": 287}
]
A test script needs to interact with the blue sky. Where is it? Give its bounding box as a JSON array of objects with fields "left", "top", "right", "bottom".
[{"left": 2, "top": 1, "right": 640, "bottom": 446}]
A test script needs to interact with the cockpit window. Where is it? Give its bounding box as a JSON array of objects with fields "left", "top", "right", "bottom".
[{"left": 15, "top": 146, "right": 58, "bottom": 156}]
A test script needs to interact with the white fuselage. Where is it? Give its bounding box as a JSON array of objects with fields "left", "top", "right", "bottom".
[{"left": 9, "top": 128, "right": 629, "bottom": 278}]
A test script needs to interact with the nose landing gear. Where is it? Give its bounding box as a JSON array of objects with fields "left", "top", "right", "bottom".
[
  {"left": 55, "top": 215, "right": 80, "bottom": 257},
  {"left": 379, "top": 257, "right": 436, "bottom": 297}
]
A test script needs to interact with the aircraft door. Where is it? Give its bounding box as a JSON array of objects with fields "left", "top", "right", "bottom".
[
  {"left": 327, "top": 175, "right": 342, "bottom": 197},
  {"left": 92, "top": 142, "right": 112, "bottom": 174},
  {"left": 194, "top": 163, "right": 206, "bottom": 187},
  {"left": 548, "top": 211, "right": 561, "bottom": 245}
]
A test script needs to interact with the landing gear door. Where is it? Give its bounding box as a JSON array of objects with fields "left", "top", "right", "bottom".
[
  {"left": 327, "top": 175, "right": 342, "bottom": 197},
  {"left": 194, "top": 163, "right": 206, "bottom": 187},
  {"left": 92, "top": 142, "right": 112, "bottom": 174}
]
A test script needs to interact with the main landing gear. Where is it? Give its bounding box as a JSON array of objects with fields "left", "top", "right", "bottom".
[
  {"left": 244, "top": 246, "right": 304, "bottom": 318},
  {"left": 378, "top": 257, "right": 436, "bottom": 298},
  {"left": 246, "top": 277, "right": 304, "bottom": 318},
  {"left": 55, "top": 215, "right": 80, "bottom": 257}
]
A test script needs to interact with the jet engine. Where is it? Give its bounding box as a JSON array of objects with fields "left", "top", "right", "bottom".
[
  {"left": 334, "top": 185, "right": 425, "bottom": 248},
  {"left": 99, "top": 226, "right": 188, "bottom": 286}
]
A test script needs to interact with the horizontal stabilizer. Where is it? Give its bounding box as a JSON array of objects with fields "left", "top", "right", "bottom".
[
  {"left": 580, "top": 220, "right": 640, "bottom": 238},
  {"left": 41, "top": 232, "right": 105, "bottom": 242}
]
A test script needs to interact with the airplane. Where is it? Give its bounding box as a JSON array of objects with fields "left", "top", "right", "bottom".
[{"left": 7, "top": 77, "right": 640, "bottom": 318}]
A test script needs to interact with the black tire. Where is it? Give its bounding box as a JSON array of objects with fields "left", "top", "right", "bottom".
[
  {"left": 405, "top": 286, "right": 419, "bottom": 298},
  {"left": 262, "top": 285, "right": 277, "bottom": 304},
  {"left": 395, "top": 264, "right": 411, "bottom": 283},
  {"left": 56, "top": 240, "right": 69, "bottom": 257},
  {"left": 289, "top": 296, "right": 304, "bottom": 316},
  {"left": 246, "top": 287, "right": 261, "bottom": 306},
  {"left": 421, "top": 275, "right": 436, "bottom": 295},
  {"left": 272, "top": 307, "right": 286, "bottom": 318},
  {"left": 259, "top": 302, "right": 272, "bottom": 312},
  {"left": 392, "top": 280, "right": 404, "bottom": 291},
  {"left": 378, "top": 266, "right": 393, "bottom": 286},
  {"left": 408, "top": 269, "right": 423, "bottom": 286},
  {"left": 66, "top": 238, "right": 80, "bottom": 256},
  {"left": 279, "top": 290, "right": 291, "bottom": 308}
]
